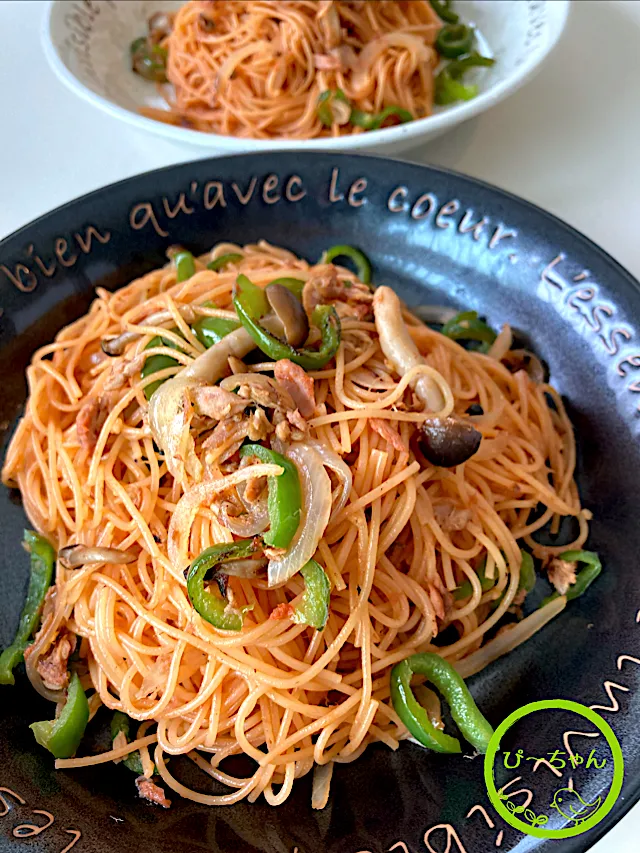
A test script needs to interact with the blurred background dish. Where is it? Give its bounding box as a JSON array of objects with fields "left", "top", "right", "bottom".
[{"left": 43, "top": 0, "right": 569, "bottom": 155}]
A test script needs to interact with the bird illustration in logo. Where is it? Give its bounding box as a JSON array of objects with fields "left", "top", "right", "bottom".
[{"left": 549, "top": 787, "right": 602, "bottom": 825}]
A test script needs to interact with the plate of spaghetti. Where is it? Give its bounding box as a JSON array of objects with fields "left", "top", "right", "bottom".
[
  {"left": 1, "top": 152, "right": 640, "bottom": 853},
  {"left": 43, "top": 0, "right": 569, "bottom": 153}
]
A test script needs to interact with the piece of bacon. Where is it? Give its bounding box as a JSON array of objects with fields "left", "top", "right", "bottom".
[
  {"left": 269, "top": 602, "right": 295, "bottom": 620},
  {"left": 274, "top": 359, "right": 316, "bottom": 418},
  {"left": 135, "top": 776, "right": 171, "bottom": 808},
  {"left": 36, "top": 631, "right": 77, "bottom": 691},
  {"left": 370, "top": 418, "right": 407, "bottom": 452},
  {"left": 76, "top": 397, "right": 109, "bottom": 451}
]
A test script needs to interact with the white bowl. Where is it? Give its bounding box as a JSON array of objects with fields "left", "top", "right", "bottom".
[{"left": 43, "top": 0, "right": 569, "bottom": 155}]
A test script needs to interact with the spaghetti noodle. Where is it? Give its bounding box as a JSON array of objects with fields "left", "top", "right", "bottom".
[{"left": 2, "top": 241, "right": 593, "bottom": 808}]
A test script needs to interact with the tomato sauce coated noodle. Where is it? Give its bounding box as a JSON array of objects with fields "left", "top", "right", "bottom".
[{"left": 2, "top": 242, "right": 590, "bottom": 806}]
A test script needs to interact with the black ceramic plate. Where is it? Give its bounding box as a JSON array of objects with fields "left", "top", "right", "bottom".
[{"left": 1, "top": 153, "right": 640, "bottom": 853}]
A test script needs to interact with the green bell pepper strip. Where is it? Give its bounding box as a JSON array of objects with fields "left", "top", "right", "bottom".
[
  {"left": 390, "top": 653, "right": 494, "bottom": 753},
  {"left": 234, "top": 286, "right": 341, "bottom": 370},
  {"left": 434, "top": 53, "right": 495, "bottom": 106},
  {"left": 435, "top": 23, "right": 474, "bottom": 58},
  {"left": 207, "top": 253, "right": 243, "bottom": 272},
  {"left": 350, "top": 105, "right": 413, "bottom": 131},
  {"left": 111, "top": 711, "right": 146, "bottom": 774},
  {"left": 446, "top": 52, "right": 496, "bottom": 77},
  {"left": 455, "top": 549, "right": 536, "bottom": 603},
  {"left": 187, "top": 540, "right": 260, "bottom": 631},
  {"left": 174, "top": 251, "right": 196, "bottom": 282},
  {"left": 236, "top": 273, "right": 270, "bottom": 319},
  {"left": 141, "top": 331, "right": 183, "bottom": 400},
  {"left": 542, "top": 550, "right": 602, "bottom": 607},
  {"left": 269, "top": 277, "right": 305, "bottom": 299},
  {"left": 30, "top": 672, "right": 89, "bottom": 759},
  {"left": 292, "top": 560, "right": 331, "bottom": 629},
  {"left": 317, "top": 89, "right": 351, "bottom": 127},
  {"left": 429, "top": 0, "right": 459, "bottom": 23},
  {"left": 0, "top": 531, "right": 55, "bottom": 685},
  {"left": 441, "top": 310, "right": 497, "bottom": 351},
  {"left": 239, "top": 444, "right": 301, "bottom": 549},
  {"left": 518, "top": 549, "right": 536, "bottom": 593},
  {"left": 434, "top": 70, "right": 478, "bottom": 105},
  {"left": 192, "top": 301, "right": 241, "bottom": 349},
  {"left": 321, "top": 245, "right": 372, "bottom": 285}
]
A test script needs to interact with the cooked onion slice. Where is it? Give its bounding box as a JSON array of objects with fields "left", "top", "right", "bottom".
[
  {"left": 311, "top": 761, "right": 334, "bottom": 810},
  {"left": 220, "top": 501, "right": 269, "bottom": 537},
  {"left": 307, "top": 439, "right": 352, "bottom": 520},
  {"left": 58, "top": 545, "right": 137, "bottom": 568},
  {"left": 267, "top": 443, "right": 331, "bottom": 587},
  {"left": 167, "top": 463, "right": 284, "bottom": 570},
  {"left": 454, "top": 596, "right": 567, "bottom": 679}
]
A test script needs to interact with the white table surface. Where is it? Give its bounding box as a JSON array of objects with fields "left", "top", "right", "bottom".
[{"left": 1, "top": 0, "right": 639, "bottom": 849}]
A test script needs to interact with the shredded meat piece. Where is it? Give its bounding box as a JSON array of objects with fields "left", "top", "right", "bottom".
[
  {"left": 302, "top": 265, "right": 373, "bottom": 317},
  {"left": 548, "top": 558, "right": 577, "bottom": 595},
  {"left": 428, "top": 576, "right": 453, "bottom": 634},
  {"left": 270, "top": 602, "right": 295, "bottom": 620},
  {"left": 244, "top": 476, "right": 266, "bottom": 504},
  {"left": 286, "top": 410, "right": 308, "bottom": 433},
  {"left": 193, "top": 386, "right": 247, "bottom": 420},
  {"left": 236, "top": 377, "right": 295, "bottom": 411},
  {"left": 274, "top": 359, "right": 316, "bottom": 417},
  {"left": 370, "top": 418, "right": 407, "bottom": 452},
  {"left": 37, "top": 630, "right": 77, "bottom": 691},
  {"left": 76, "top": 396, "right": 110, "bottom": 451},
  {"left": 433, "top": 501, "right": 472, "bottom": 532},
  {"left": 275, "top": 420, "right": 291, "bottom": 442},
  {"left": 135, "top": 776, "right": 171, "bottom": 809},
  {"left": 247, "top": 407, "right": 272, "bottom": 441}
]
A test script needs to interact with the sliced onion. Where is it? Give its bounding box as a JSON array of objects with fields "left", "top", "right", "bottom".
[
  {"left": 454, "top": 596, "right": 567, "bottom": 679},
  {"left": 311, "top": 761, "right": 334, "bottom": 810},
  {"left": 353, "top": 33, "right": 430, "bottom": 90},
  {"left": 306, "top": 439, "right": 352, "bottom": 520},
  {"left": 167, "top": 463, "right": 284, "bottom": 569},
  {"left": 487, "top": 324, "right": 513, "bottom": 361},
  {"left": 59, "top": 545, "right": 137, "bottom": 568},
  {"left": 267, "top": 443, "right": 331, "bottom": 588},
  {"left": 24, "top": 600, "right": 65, "bottom": 703}
]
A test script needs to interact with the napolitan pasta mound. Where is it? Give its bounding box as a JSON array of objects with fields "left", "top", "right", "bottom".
[
  {"left": 1, "top": 240, "right": 598, "bottom": 809},
  {"left": 131, "top": 0, "right": 495, "bottom": 139}
]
